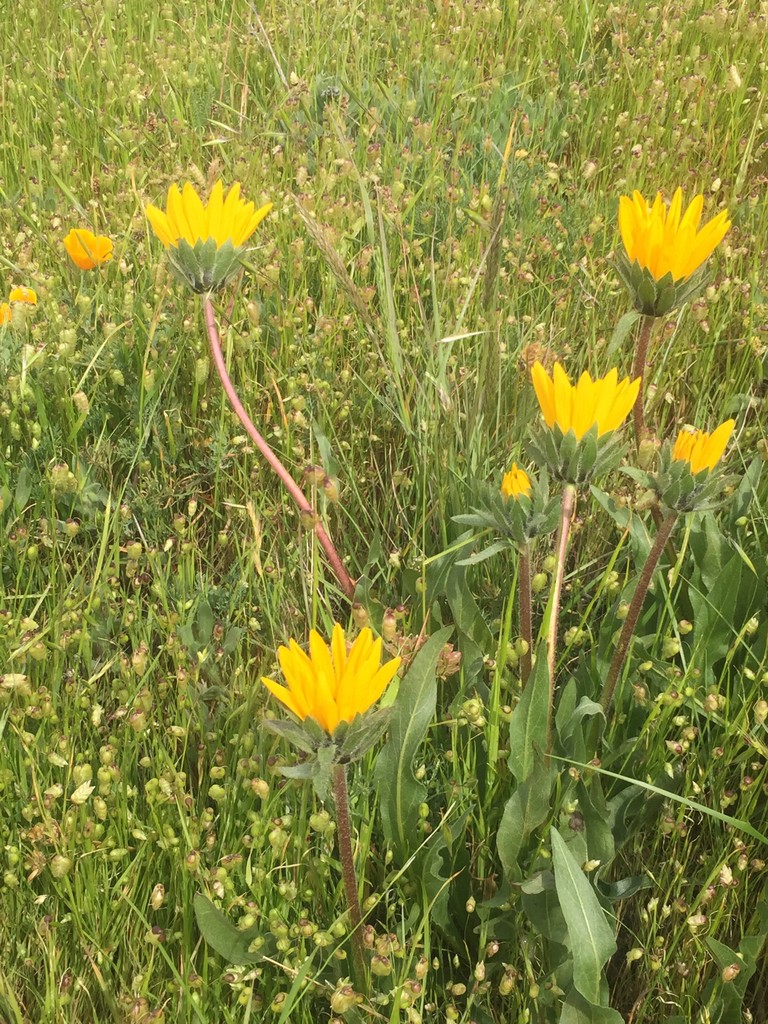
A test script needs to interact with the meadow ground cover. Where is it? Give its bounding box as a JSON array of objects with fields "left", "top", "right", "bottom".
[{"left": 1, "top": 1, "right": 767, "bottom": 1021}]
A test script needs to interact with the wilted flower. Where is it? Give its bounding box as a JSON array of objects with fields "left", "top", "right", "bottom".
[
  {"left": 617, "top": 189, "right": 730, "bottom": 315},
  {"left": 672, "top": 420, "right": 735, "bottom": 475},
  {"left": 501, "top": 463, "right": 532, "bottom": 500},
  {"left": 262, "top": 624, "right": 400, "bottom": 736},
  {"left": 63, "top": 229, "right": 113, "bottom": 270},
  {"left": 532, "top": 362, "right": 640, "bottom": 441},
  {"left": 9, "top": 286, "right": 37, "bottom": 305},
  {"left": 146, "top": 180, "right": 272, "bottom": 293}
]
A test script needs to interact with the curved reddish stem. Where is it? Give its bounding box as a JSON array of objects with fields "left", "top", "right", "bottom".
[{"left": 204, "top": 299, "right": 356, "bottom": 599}]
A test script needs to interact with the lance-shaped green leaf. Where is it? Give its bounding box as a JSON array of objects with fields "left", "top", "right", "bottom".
[
  {"left": 194, "top": 894, "right": 271, "bottom": 965},
  {"left": 508, "top": 647, "right": 549, "bottom": 783},
  {"left": 551, "top": 828, "right": 616, "bottom": 1006},
  {"left": 373, "top": 627, "right": 452, "bottom": 861}
]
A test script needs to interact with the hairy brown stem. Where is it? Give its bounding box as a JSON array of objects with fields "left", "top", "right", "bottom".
[
  {"left": 332, "top": 763, "right": 366, "bottom": 990},
  {"left": 204, "top": 299, "right": 356, "bottom": 599},
  {"left": 519, "top": 543, "right": 533, "bottom": 686},
  {"left": 546, "top": 485, "right": 577, "bottom": 752},
  {"left": 631, "top": 314, "right": 655, "bottom": 450},
  {"left": 600, "top": 509, "right": 679, "bottom": 713}
]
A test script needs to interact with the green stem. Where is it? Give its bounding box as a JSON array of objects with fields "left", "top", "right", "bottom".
[
  {"left": 600, "top": 509, "right": 679, "bottom": 713},
  {"left": 519, "top": 542, "right": 533, "bottom": 686},
  {"left": 331, "top": 763, "right": 366, "bottom": 990},
  {"left": 546, "top": 485, "right": 577, "bottom": 752},
  {"left": 204, "top": 299, "right": 356, "bottom": 599},
  {"left": 631, "top": 314, "right": 655, "bottom": 450}
]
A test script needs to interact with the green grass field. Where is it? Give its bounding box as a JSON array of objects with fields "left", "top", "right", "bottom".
[{"left": 1, "top": 1, "right": 767, "bottom": 1021}]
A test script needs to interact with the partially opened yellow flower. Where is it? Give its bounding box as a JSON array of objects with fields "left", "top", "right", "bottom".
[
  {"left": 63, "top": 229, "right": 113, "bottom": 270},
  {"left": 262, "top": 624, "right": 401, "bottom": 736},
  {"left": 0, "top": 303, "right": 11, "bottom": 326},
  {"left": 9, "top": 286, "right": 37, "bottom": 305},
  {"left": 146, "top": 181, "right": 272, "bottom": 293},
  {"left": 672, "top": 419, "right": 735, "bottom": 475},
  {"left": 531, "top": 362, "right": 640, "bottom": 441},
  {"left": 617, "top": 189, "right": 730, "bottom": 316},
  {"left": 501, "top": 463, "right": 532, "bottom": 500}
]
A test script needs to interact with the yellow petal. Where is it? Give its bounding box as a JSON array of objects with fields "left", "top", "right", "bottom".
[
  {"left": 207, "top": 180, "right": 225, "bottom": 245},
  {"left": 261, "top": 677, "right": 305, "bottom": 720},
  {"left": 168, "top": 184, "right": 195, "bottom": 245},
  {"left": 182, "top": 183, "right": 207, "bottom": 243},
  {"left": 552, "top": 363, "right": 574, "bottom": 434},
  {"left": 146, "top": 204, "right": 176, "bottom": 247},
  {"left": 331, "top": 623, "right": 347, "bottom": 679},
  {"left": 531, "top": 362, "right": 555, "bottom": 427},
  {"left": 699, "top": 419, "right": 735, "bottom": 472}
]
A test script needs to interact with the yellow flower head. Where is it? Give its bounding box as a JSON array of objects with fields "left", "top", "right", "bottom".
[
  {"left": 619, "top": 188, "right": 730, "bottom": 283},
  {"left": 0, "top": 302, "right": 11, "bottom": 325},
  {"left": 146, "top": 180, "right": 272, "bottom": 250},
  {"left": 9, "top": 286, "right": 37, "bottom": 305},
  {"left": 531, "top": 362, "right": 640, "bottom": 441},
  {"left": 501, "top": 463, "right": 532, "bottom": 500},
  {"left": 672, "top": 419, "right": 735, "bottom": 475},
  {"left": 63, "top": 229, "right": 113, "bottom": 270},
  {"left": 262, "top": 624, "right": 401, "bottom": 736}
]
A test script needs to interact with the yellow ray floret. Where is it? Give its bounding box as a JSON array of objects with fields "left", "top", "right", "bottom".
[
  {"left": 672, "top": 419, "right": 735, "bottom": 475},
  {"left": 146, "top": 180, "right": 273, "bottom": 250},
  {"left": 501, "top": 463, "right": 532, "bottom": 500},
  {"left": 261, "top": 624, "right": 401, "bottom": 735},
  {"left": 618, "top": 188, "right": 730, "bottom": 283},
  {"left": 531, "top": 362, "right": 640, "bottom": 441}
]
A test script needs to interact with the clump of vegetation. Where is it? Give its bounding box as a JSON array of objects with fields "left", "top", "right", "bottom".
[{"left": 1, "top": 2, "right": 767, "bottom": 1022}]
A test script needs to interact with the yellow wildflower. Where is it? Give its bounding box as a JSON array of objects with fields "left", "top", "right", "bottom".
[
  {"left": 63, "top": 229, "right": 113, "bottom": 270},
  {"left": 146, "top": 180, "right": 272, "bottom": 250},
  {"left": 531, "top": 362, "right": 640, "bottom": 441},
  {"left": 501, "top": 463, "right": 532, "bottom": 500},
  {"left": 9, "top": 286, "right": 37, "bottom": 305},
  {"left": 0, "top": 303, "right": 11, "bottom": 325},
  {"left": 672, "top": 420, "right": 735, "bottom": 475},
  {"left": 262, "top": 624, "right": 401, "bottom": 736},
  {"left": 619, "top": 188, "right": 730, "bottom": 283}
]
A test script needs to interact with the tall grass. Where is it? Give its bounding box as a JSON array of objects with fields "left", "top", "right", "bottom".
[{"left": 0, "top": 0, "right": 766, "bottom": 1021}]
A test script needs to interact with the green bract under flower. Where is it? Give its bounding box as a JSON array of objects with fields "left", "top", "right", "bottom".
[
  {"left": 454, "top": 469, "right": 559, "bottom": 562},
  {"left": 614, "top": 254, "right": 707, "bottom": 318}
]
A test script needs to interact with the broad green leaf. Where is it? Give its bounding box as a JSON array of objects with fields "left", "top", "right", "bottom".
[
  {"left": 521, "top": 882, "right": 568, "bottom": 953},
  {"left": 373, "top": 627, "right": 452, "bottom": 861},
  {"left": 508, "top": 648, "right": 549, "bottom": 783},
  {"left": 194, "top": 894, "right": 266, "bottom": 965},
  {"left": 498, "top": 761, "right": 556, "bottom": 883},
  {"left": 604, "top": 310, "right": 640, "bottom": 362},
  {"left": 559, "top": 986, "right": 624, "bottom": 1024},
  {"left": 595, "top": 874, "right": 652, "bottom": 901},
  {"left": 551, "top": 828, "right": 616, "bottom": 1005},
  {"left": 14, "top": 468, "right": 33, "bottom": 512},
  {"left": 727, "top": 454, "right": 762, "bottom": 526},
  {"left": 590, "top": 486, "right": 651, "bottom": 563}
]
